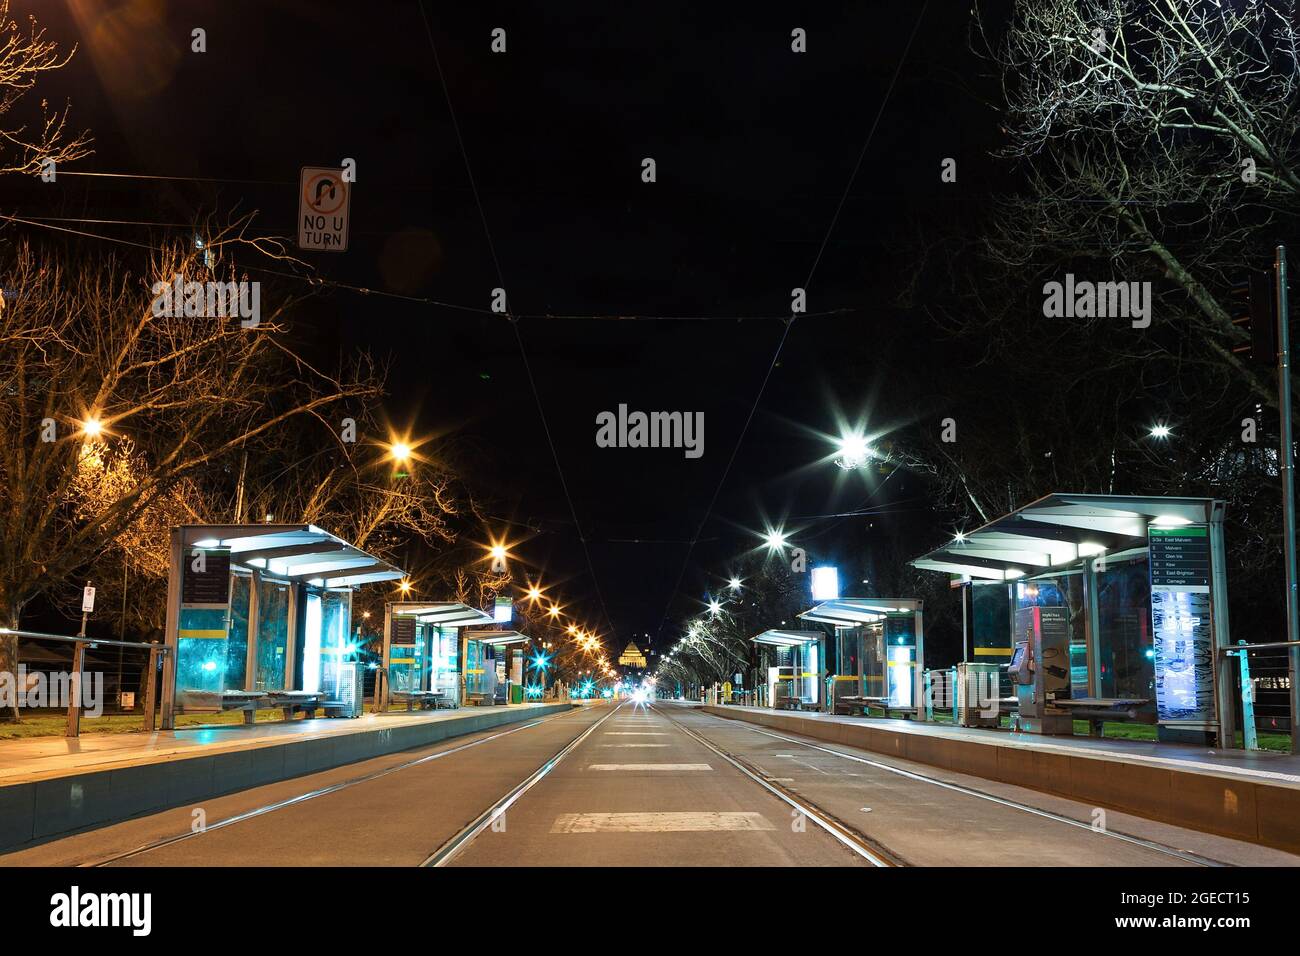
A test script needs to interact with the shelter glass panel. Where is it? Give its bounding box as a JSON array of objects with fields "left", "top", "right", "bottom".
[
  {"left": 255, "top": 578, "right": 290, "bottom": 690},
  {"left": 227, "top": 573, "right": 250, "bottom": 689},
  {"left": 1016, "top": 573, "right": 1087, "bottom": 697},
  {"left": 1096, "top": 555, "right": 1154, "bottom": 700}
]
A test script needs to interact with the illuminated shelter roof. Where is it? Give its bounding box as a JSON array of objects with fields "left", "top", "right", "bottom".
[
  {"left": 909, "top": 492, "right": 1222, "bottom": 581},
  {"left": 798, "top": 598, "right": 922, "bottom": 627},
  {"left": 465, "top": 629, "right": 529, "bottom": 646},
  {"left": 750, "top": 629, "right": 824, "bottom": 647},
  {"left": 179, "top": 523, "right": 405, "bottom": 587},
  {"left": 389, "top": 601, "right": 496, "bottom": 627}
]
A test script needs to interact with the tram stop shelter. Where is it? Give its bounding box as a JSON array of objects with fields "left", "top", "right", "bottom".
[
  {"left": 911, "top": 493, "right": 1232, "bottom": 746},
  {"left": 378, "top": 602, "right": 499, "bottom": 711},
  {"left": 798, "top": 598, "right": 926, "bottom": 718},
  {"left": 750, "top": 629, "right": 826, "bottom": 711},
  {"left": 464, "top": 629, "right": 531, "bottom": 704},
  {"left": 162, "top": 524, "right": 405, "bottom": 729}
]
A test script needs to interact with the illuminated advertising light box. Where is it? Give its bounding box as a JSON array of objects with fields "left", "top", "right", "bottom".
[
  {"left": 1148, "top": 525, "right": 1213, "bottom": 725},
  {"left": 810, "top": 566, "right": 840, "bottom": 601},
  {"left": 494, "top": 596, "right": 513, "bottom": 623}
]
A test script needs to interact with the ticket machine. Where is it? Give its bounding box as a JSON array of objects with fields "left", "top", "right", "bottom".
[{"left": 1009, "top": 606, "right": 1073, "bottom": 734}]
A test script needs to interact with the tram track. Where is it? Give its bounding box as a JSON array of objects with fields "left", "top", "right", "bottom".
[
  {"left": 419, "top": 701, "right": 626, "bottom": 866},
  {"left": 82, "top": 703, "right": 603, "bottom": 867},
  {"left": 655, "top": 705, "right": 900, "bottom": 865},
  {"left": 665, "top": 704, "right": 1229, "bottom": 868}
]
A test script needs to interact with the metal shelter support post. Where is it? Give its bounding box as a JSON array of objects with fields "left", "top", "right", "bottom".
[
  {"left": 142, "top": 645, "right": 161, "bottom": 732},
  {"left": 379, "top": 603, "right": 393, "bottom": 712},
  {"left": 160, "top": 528, "right": 181, "bottom": 730},
  {"left": 1081, "top": 557, "right": 1103, "bottom": 737},
  {"left": 244, "top": 569, "right": 260, "bottom": 692},
  {"left": 913, "top": 606, "right": 927, "bottom": 721},
  {"left": 1082, "top": 558, "right": 1102, "bottom": 698},
  {"left": 1210, "top": 502, "right": 1236, "bottom": 749}
]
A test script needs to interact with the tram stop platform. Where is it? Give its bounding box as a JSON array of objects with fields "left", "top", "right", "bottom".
[
  {"left": 0, "top": 701, "right": 571, "bottom": 854},
  {"left": 702, "top": 704, "right": 1300, "bottom": 854}
]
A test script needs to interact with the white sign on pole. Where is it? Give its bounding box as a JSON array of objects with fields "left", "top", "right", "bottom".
[
  {"left": 82, "top": 586, "right": 96, "bottom": 613},
  {"left": 298, "top": 167, "right": 350, "bottom": 251}
]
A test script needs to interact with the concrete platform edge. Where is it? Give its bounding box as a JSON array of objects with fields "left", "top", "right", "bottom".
[
  {"left": 701, "top": 705, "right": 1300, "bottom": 854},
  {"left": 0, "top": 703, "right": 573, "bottom": 854}
]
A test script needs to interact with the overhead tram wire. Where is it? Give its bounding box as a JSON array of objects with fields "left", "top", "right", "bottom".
[
  {"left": 0, "top": 214, "right": 860, "bottom": 322},
  {"left": 652, "top": 0, "right": 932, "bottom": 646},
  {"left": 416, "top": 0, "right": 619, "bottom": 647}
]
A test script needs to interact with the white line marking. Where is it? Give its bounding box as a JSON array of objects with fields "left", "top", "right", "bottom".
[
  {"left": 605, "top": 732, "right": 667, "bottom": 736},
  {"left": 598, "top": 743, "right": 670, "bottom": 747},
  {"left": 586, "top": 763, "right": 712, "bottom": 771},
  {"left": 551, "top": 812, "right": 774, "bottom": 833}
]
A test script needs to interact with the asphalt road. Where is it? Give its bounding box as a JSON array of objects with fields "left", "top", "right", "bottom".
[{"left": 5, "top": 700, "right": 1297, "bottom": 867}]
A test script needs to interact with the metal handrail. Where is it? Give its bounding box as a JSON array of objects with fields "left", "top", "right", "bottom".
[
  {"left": 1218, "top": 640, "right": 1300, "bottom": 654},
  {"left": 1, "top": 627, "right": 169, "bottom": 736},
  {"left": 0, "top": 627, "right": 170, "bottom": 653}
]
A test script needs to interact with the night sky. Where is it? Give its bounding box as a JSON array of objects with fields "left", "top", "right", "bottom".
[{"left": 10, "top": 0, "right": 1011, "bottom": 657}]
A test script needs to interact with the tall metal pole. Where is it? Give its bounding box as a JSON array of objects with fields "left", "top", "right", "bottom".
[{"left": 1275, "top": 245, "right": 1300, "bottom": 753}]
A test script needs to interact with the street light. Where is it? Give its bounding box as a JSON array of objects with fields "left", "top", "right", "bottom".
[
  {"left": 834, "top": 430, "right": 873, "bottom": 470},
  {"left": 1150, "top": 423, "right": 1171, "bottom": 439},
  {"left": 762, "top": 528, "right": 788, "bottom": 552},
  {"left": 728, "top": 576, "right": 742, "bottom": 591},
  {"left": 81, "top": 416, "right": 104, "bottom": 439}
]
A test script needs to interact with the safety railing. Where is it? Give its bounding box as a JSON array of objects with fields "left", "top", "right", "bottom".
[
  {"left": 0, "top": 628, "right": 171, "bottom": 737},
  {"left": 1222, "top": 639, "right": 1298, "bottom": 751}
]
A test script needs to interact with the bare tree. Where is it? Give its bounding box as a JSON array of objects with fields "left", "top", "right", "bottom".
[
  {"left": 0, "top": 236, "right": 381, "bottom": 719},
  {"left": 971, "top": 0, "right": 1300, "bottom": 402},
  {"left": 0, "top": 0, "right": 91, "bottom": 177}
]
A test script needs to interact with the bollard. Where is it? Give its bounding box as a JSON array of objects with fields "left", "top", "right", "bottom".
[
  {"left": 1234, "top": 640, "right": 1259, "bottom": 751},
  {"left": 142, "top": 645, "right": 160, "bottom": 733}
]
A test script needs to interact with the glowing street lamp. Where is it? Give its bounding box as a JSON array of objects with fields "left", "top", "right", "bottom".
[
  {"left": 762, "top": 528, "right": 788, "bottom": 552},
  {"left": 1150, "top": 423, "right": 1172, "bottom": 439},
  {"left": 81, "top": 416, "right": 104, "bottom": 439},
  {"left": 834, "top": 431, "right": 873, "bottom": 470},
  {"left": 728, "top": 576, "right": 742, "bottom": 591}
]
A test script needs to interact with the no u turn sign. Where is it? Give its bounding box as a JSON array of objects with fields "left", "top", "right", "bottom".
[{"left": 298, "top": 166, "right": 351, "bottom": 251}]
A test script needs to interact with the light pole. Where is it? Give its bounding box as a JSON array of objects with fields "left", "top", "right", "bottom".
[{"left": 1276, "top": 246, "right": 1300, "bottom": 753}]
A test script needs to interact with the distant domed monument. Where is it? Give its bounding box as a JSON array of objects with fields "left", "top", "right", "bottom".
[{"left": 617, "top": 641, "right": 647, "bottom": 668}]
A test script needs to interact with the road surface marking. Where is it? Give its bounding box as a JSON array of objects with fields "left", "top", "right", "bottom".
[
  {"left": 598, "top": 743, "right": 669, "bottom": 747},
  {"left": 551, "top": 812, "right": 773, "bottom": 833},
  {"left": 586, "top": 763, "right": 712, "bottom": 771},
  {"left": 605, "top": 732, "right": 666, "bottom": 736}
]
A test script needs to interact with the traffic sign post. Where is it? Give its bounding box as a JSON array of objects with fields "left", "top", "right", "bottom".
[{"left": 298, "top": 167, "right": 351, "bottom": 251}]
